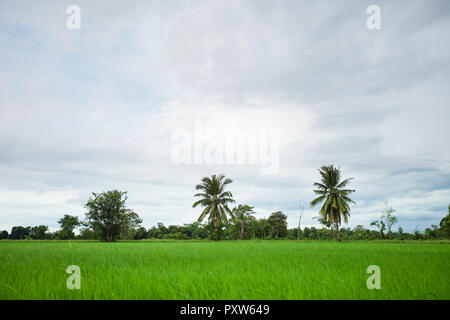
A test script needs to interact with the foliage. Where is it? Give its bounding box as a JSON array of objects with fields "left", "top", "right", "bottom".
[
  {"left": 57, "top": 215, "right": 80, "bottom": 240},
  {"left": 84, "top": 190, "right": 142, "bottom": 242},
  {"left": 232, "top": 204, "right": 256, "bottom": 239},
  {"left": 192, "top": 174, "right": 235, "bottom": 240},
  {"left": 310, "top": 165, "right": 356, "bottom": 241},
  {"left": 439, "top": 204, "right": 450, "bottom": 239},
  {"left": 370, "top": 219, "right": 386, "bottom": 239},
  {"left": 381, "top": 202, "right": 398, "bottom": 239}
]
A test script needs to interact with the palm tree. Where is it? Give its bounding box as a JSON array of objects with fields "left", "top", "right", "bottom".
[
  {"left": 192, "top": 174, "right": 235, "bottom": 240},
  {"left": 310, "top": 165, "right": 356, "bottom": 242}
]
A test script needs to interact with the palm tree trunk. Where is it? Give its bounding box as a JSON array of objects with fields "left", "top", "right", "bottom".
[{"left": 336, "top": 222, "right": 341, "bottom": 242}]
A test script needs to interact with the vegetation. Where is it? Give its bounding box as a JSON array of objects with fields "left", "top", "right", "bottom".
[
  {"left": 439, "top": 205, "right": 450, "bottom": 238},
  {"left": 84, "top": 190, "right": 142, "bottom": 242},
  {"left": 1, "top": 167, "right": 449, "bottom": 242},
  {"left": 309, "top": 165, "right": 356, "bottom": 242},
  {"left": 1, "top": 241, "right": 449, "bottom": 299},
  {"left": 192, "top": 174, "right": 235, "bottom": 241},
  {"left": 57, "top": 215, "right": 80, "bottom": 240}
]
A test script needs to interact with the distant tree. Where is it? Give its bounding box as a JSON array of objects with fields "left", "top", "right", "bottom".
[
  {"left": 192, "top": 174, "right": 236, "bottom": 241},
  {"left": 30, "top": 225, "right": 49, "bottom": 240},
  {"left": 382, "top": 202, "right": 398, "bottom": 239},
  {"left": 398, "top": 227, "right": 405, "bottom": 240},
  {"left": 233, "top": 204, "right": 256, "bottom": 239},
  {"left": 353, "top": 225, "right": 369, "bottom": 240},
  {"left": 267, "top": 211, "right": 288, "bottom": 238},
  {"left": 9, "top": 226, "right": 31, "bottom": 240},
  {"left": 133, "top": 227, "right": 148, "bottom": 240},
  {"left": 84, "top": 190, "right": 142, "bottom": 242},
  {"left": 0, "top": 230, "right": 8, "bottom": 239},
  {"left": 413, "top": 225, "right": 422, "bottom": 240},
  {"left": 79, "top": 227, "right": 97, "bottom": 240},
  {"left": 370, "top": 219, "right": 386, "bottom": 239},
  {"left": 310, "top": 165, "right": 356, "bottom": 242},
  {"left": 438, "top": 205, "right": 450, "bottom": 239},
  {"left": 257, "top": 218, "right": 272, "bottom": 239},
  {"left": 57, "top": 215, "right": 80, "bottom": 240},
  {"left": 424, "top": 225, "right": 439, "bottom": 239}
]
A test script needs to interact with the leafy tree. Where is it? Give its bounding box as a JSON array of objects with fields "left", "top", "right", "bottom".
[
  {"left": 370, "top": 219, "right": 386, "bottom": 239},
  {"left": 233, "top": 204, "right": 256, "bottom": 239},
  {"left": 9, "top": 226, "right": 31, "bottom": 240},
  {"left": 192, "top": 174, "right": 235, "bottom": 241},
  {"left": 79, "top": 227, "right": 97, "bottom": 240},
  {"left": 353, "top": 225, "right": 369, "bottom": 240},
  {"left": 0, "top": 230, "right": 8, "bottom": 239},
  {"left": 84, "top": 190, "right": 142, "bottom": 242},
  {"left": 57, "top": 215, "right": 80, "bottom": 240},
  {"left": 310, "top": 165, "right": 356, "bottom": 242},
  {"left": 30, "top": 225, "right": 49, "bottom": 240},
  {"left": 256, "top": 218, "right": 272, "bottom": 239},
  {"left": 438, "top": 205, "right": 450, "bottom": 239},
  {"left": 133, "top": 227, "right": 148, "bottom": 240},
  {"left": 382, "top": 202, "right": 398, "bottom": 239},
  {"left": 424, "top": 225, "right": 439, "bottom": 239},
  {"left": 267, "top": 211, "right": 288, "bottom": 238},
  {"left": 413, "top": 225, "right": 423, "bottom": 240},
  {"left": 398, "top": 227, "right": 405, "bottom": 240}
]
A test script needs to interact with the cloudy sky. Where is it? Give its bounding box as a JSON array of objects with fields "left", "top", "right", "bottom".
[{"left": 0, "top": 0, "right": 449, "bottom": 233}]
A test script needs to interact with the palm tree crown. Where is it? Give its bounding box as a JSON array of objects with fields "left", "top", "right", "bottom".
[
  {"left": 193, "top": 174, "right": 235, "bottom": 240},
  {"left": 310, "top": 165, "right": 356, "bottom": 241}
]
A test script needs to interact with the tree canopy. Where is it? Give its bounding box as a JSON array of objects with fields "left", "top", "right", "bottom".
[
  {"left": 84, "top": 190, "right": 142, "bottom": 242},
  {"left": 310, "top": 165, "right": 356, "bottom": 241},
  {"left": 193, "top": 174, "right": 236, "bottom": 240}
]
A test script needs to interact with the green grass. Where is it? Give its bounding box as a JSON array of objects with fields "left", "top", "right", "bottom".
[{"left": 0, "top": 240, "right": 449, "bottom": 299}]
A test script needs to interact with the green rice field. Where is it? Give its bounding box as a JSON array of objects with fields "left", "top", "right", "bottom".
[{"left": 1, "top": 240, "right": 449, "bottom": 300}]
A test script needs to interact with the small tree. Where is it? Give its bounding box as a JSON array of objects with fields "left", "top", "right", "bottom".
[
  {"left": 438, "top": 204, "right": 450, "bottom": 239},
  {"left": 370, "top": 219, "right": 386, "bottom": 239},
  {"left": 57, "top": 215, "right": 80, "bottom": 240},
  {"left": 84, "top": 190, "right": 142, "bottom": 242},
  {"left": 233, "top": 204, "right": 256, "bottom": 239},
  {"left": 382, "top": 202, "right": 398, "bottom": 239},
  {"left": 267, "top": 211, "right": 288, "bottom": 238}
]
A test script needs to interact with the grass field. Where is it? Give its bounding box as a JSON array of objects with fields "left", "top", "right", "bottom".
[{"left": 1, "top": 240, "right": 449, "bottom": 300}]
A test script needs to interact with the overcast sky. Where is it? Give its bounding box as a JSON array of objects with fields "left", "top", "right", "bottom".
[{"left": 0, "top": 0, "right": 449, "bottom": 233}]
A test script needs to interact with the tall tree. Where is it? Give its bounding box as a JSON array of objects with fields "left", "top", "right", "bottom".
[
  {"left": 84, "top": 190, "right": 142, "bottom": 242},
  {"left": 310, "top": 165, "right": 356, "bottom": 242},
  {"left": 381, "top": 201, "right": 398, "bottom": 239},
  {"left": 192, "top": 174, "right": 235, "bottom": 241},
  {"left": 267, "top": 211, "right": 288, "bottom": 238},
  {"left": 370, "top": 219, "right": 386, "bottom": 239},
  {"left": 30, "top": 225, "right": 50, "bottom": 240},
  {"left": 438, "top": 204, "right": 450, "bottom": 239},
  {"left": 233, "top": 204, "right": 256, "bottom": 239},
  {"left": 0, "top": 230, "right": 8, "bottom": 240},
  {"left": 9, "top": 226, "right": 31, "bottom": 240},
  {"left": 57, "top": 215, "right": 80, "bottom": 240}
]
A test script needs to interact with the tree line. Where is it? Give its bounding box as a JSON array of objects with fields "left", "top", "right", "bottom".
[{"left": 1, "top": 166, "right": 449, "bottom": 241}]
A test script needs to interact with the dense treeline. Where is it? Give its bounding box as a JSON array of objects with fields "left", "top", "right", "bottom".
[
  {"left": 1, "top": 207, "right": 449, "bottom": 241},
  {"left": 1, "top": 169, "right": 450, "bottom": 242}
]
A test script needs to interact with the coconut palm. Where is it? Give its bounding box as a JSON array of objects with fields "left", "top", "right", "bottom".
[
  {"left": 192, "top": 174, "right": 235, "bottom": 240},
  {"left": 310, "top": 165, "right": 356, "bottom": 242}
]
